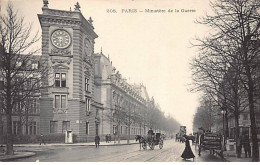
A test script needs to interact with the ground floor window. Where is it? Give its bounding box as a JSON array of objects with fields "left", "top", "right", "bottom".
[
  {"left": 29, "top": 121, "right": 37, "bottom": 135},
  {"left": 13, "top": 121, "right": 20, "bottom": 135},
  {"left": 95, "top": 123, "right": 99, "bottom": 135},
  {"left": 62, "top": 121, "right": 70, "bottom": 133},
  {"left": 86, "top": 122, "right": 89, "bottom": 135},
  {"left": 0, "top": 120, "right": 3, "bottom": 135},
  {"left": 113, "top": 125, "right": 117, "bottom": 135},
  {"left": 50, "top": 121, "right": 58, "bottom": 133}
]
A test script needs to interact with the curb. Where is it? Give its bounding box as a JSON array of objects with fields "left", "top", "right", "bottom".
[
  {"left": 0, "top": 152, "right": 36, "bottom": 161},
  {"left": 13, "top": 142, "right": 139, "bottom": 147}
]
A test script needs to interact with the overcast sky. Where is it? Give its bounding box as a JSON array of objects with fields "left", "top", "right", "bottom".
[{"left": 1, "top": 0, "right": 212, "bottom": 134}]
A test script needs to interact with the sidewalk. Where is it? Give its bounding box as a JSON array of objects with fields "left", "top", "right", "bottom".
[
  {"left": 0, "top": 139, "right": 138, "bottom": 161},
  {"left": 223, "top": 150, "right": 252, "bottom": 162},
  {"left": 0, "top": 152, "right": 35, "bottom": 161},
  {"left": 13, "top": 139, "right": 138, "bottom": 147}
]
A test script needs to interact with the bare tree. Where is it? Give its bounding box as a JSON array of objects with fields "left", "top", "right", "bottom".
[
  {"left": 191, "top": 0, "right": 260, "bottom": 161},
  {"left": 0, "top": 2, "right": 48, "bottom": 155}
]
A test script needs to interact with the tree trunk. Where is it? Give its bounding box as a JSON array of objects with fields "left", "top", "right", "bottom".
[
  {"left": 5, "top": 113, "right": 13, "bottom": 155},
  {"left": 244, "top": 50, "right": 259, "bottom": 161},
  {"left": 225, "top": 112, "right": 229, "bottom": 138},
  {"left": 127, "top": 125, "right": 130, "bottom": 144},
  {"left": 234, "top": 112, "right": 240, "bottom": 158},
  {"left": 248, "top": 81, "right": 259, "bottom": 162},
  {"left": 117, "top": 123, "right": 120, "bottom": 144},
  {"left": 5, "top": 68, "right": 14, "bottom": 155}
]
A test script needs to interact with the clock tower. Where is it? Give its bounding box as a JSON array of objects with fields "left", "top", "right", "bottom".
[{"left": 38, "top": 1, "right": 99, "bottom": 141}]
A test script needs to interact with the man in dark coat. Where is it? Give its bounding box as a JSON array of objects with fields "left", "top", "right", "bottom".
[
  {"left": 40, "top": 133, "right": 46, "bottom": 145},
  {"left": 147, "top": 128, "right": 153, "bottom": 142},
  {"left": 242, "top": 134, "right": 251, "bottom": 158},
  {"left": 105, "top": 134, "right": 108, "bottom": 143},
  {"left": 95, "top": 135, "right": 100, "bottom": 148}
]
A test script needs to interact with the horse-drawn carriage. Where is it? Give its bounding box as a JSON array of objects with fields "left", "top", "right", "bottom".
[
  {"left": 135, "top": 133, "right": 164, "bottom": 150},
  {"left": 198, "top": 132, "right": 224, "bottom": 158}
]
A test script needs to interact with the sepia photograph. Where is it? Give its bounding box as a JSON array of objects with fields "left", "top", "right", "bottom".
[{"left": 0, "top": 0, "right": 259, "bottom": 163}]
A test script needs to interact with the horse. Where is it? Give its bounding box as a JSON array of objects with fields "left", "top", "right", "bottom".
[{"left": 135, "top": 135, "right": 147, "bottom": 150}]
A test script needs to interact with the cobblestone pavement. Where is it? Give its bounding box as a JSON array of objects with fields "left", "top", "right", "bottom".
[{"left": 7, "top": 139, "right": 225, "bottom": 162}]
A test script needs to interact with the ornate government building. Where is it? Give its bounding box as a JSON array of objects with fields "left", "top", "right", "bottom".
[{"left": 27, "top": 2, "right": 158, "bottom": 142}]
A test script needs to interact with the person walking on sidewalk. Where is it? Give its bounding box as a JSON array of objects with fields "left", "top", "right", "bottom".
[
  {"left": 95, "top": 135, "right": 100, "bottom": 148},
  {"left": 40, "top": 133, "right": 46, "bottom": 145},
  {"left": 105, "top": 134, "right": 108, "bottom": 143},
  {"left": 242, "top": 134, "right": 251, "bottom": 158}
]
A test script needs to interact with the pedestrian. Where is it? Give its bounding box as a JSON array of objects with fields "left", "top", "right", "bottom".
[
  {"left": 95, "top": 135, "right": 100, "bottom": 148},
  {"left": 108, "top": 134, "right": 111, "bottom": 143},
  {"left": 242, "top": 134, "right": 251, "bottom": 158},
  {"left": 105, "top": 134, "right": 108, "bottom": 143},
  {"left": 40, "top": 133, "right": 46, "bottom": 145},
  {"left": 181, "top": 135, "right": 195, "bottom": 161},
  {"left": 237, "top": 135, "right": 242, "bottom": 158}
]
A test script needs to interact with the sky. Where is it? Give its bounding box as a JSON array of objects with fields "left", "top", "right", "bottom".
[{"left": 1, "top": 0, "right": 211, "bottom": 134}]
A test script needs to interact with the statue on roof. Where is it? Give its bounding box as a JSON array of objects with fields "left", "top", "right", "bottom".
[
  {"left": 43, "top": 0, "right": 49, "bottom": 8},
  {"left": 74, "top": 2, "right": 81, "bottom": 11}
]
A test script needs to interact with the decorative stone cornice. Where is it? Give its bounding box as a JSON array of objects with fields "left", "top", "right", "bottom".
[{"left": 51, "top": 48, "right": 71, "bottom": 56}]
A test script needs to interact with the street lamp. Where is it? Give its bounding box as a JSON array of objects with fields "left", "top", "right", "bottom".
[{"left": 221, "top": 109, "right": 226, "bottom": 150}]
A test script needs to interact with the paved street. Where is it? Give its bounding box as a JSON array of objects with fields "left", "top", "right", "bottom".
[{"left": 8, "top": 139, "right": 225, "bottom": 162}]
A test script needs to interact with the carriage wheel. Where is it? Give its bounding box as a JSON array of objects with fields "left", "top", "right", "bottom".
[
  {"left": 150, "top": 142, "right": 155, "bottom": 150},
  {"left": 142, "top": 143, "right": 147, "bottom": 150},
  {"left": 159, "top": 140, "right": 163, "bottom": 149}
]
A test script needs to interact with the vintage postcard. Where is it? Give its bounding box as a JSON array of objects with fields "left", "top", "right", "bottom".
[{"left": 0, "top": 0, "right": 259, "bottom": 163}]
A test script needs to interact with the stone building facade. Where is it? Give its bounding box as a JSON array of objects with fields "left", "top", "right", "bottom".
[
  {"left": 94, "top": 51, "right": 153, "bottom": 140},
  {"left": 37, "top": 3, "right": 103, "bottom": 142},
  {"left": 0, "top": 2, "right": 163, "bottom": 143}
]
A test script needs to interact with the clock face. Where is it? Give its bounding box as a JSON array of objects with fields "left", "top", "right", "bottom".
[
  {"left": 51, "top": 29, "right": 71, "bottom": 49},
  {"left": 84, "top": 38, "right": 92, "bottom": 56}
]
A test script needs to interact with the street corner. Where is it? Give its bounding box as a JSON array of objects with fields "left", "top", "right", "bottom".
[{"left": 0, "top": 152, "right": 36, "bottom": 161}]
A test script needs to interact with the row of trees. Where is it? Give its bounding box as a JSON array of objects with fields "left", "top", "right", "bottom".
[
  {"left": 0, "top": 2, "right": 48, "bottom": 155},
  {"left": 191, "top": 0, "right": 260, "bottom": 161},
  {"left": 110, "top": 97, "right": 180, "bottom": 144}
]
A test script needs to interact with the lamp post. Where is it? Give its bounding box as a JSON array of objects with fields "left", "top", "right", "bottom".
[{"left": 221, "top": 109, "right": 226, "bottom": 150}]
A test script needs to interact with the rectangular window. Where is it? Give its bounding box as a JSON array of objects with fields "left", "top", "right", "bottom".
[
  {"left": 243, "top": 114, "right": 248, "bottom": 120},
  {"left": 50, "top": 121, "right": 58, "bottom": 133},
  {"left": 86, "top": 122, "right": 89, "bottom": 135},
  {"left": 61, "top": 95, "right": 66, "bottom": 108},
  {"left": 0, "top": 120, "right": 3, "bottom": 136},
  {"left": 55, "top": 73, "right": 66, "bottom": 87},
  {"left": 86, "top": 98, "right": 90, "bottom": 112},
  {"left": 29, "top": 121, "right": 37, "bottom": 135},
  {"left": 54, "top": 95, "right": 66, "bottom": 109},
  {"left": 62, "top": 121, "right": 70, "bottom": 133},
  {"left": 61, "top": 73, "right": 66, "bottom": 87},
  {"left": 85, "top": 78, "right": 89, "bottom": 92},
  {"left": 30, "top": 99, "right": 37, "bottom": 114},
  {"left": 96, "top": 123, "right": 99, "bottom": 135},
  {"left": 13, "top": 121, "right": 20, "bottom": 135},
  {"left": 113, "top": 125, "right": 116, "bottom": 135},
  {"left": 55, "top": 73, "right": 60, "bottom": 87},
  {"left": 55, "top": 95, "right": 60, "bottom": 108}
]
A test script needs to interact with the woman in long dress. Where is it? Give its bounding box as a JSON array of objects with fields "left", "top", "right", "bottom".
[{"left": 181, "top": 135, "right": 195, "bottom": 160}]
